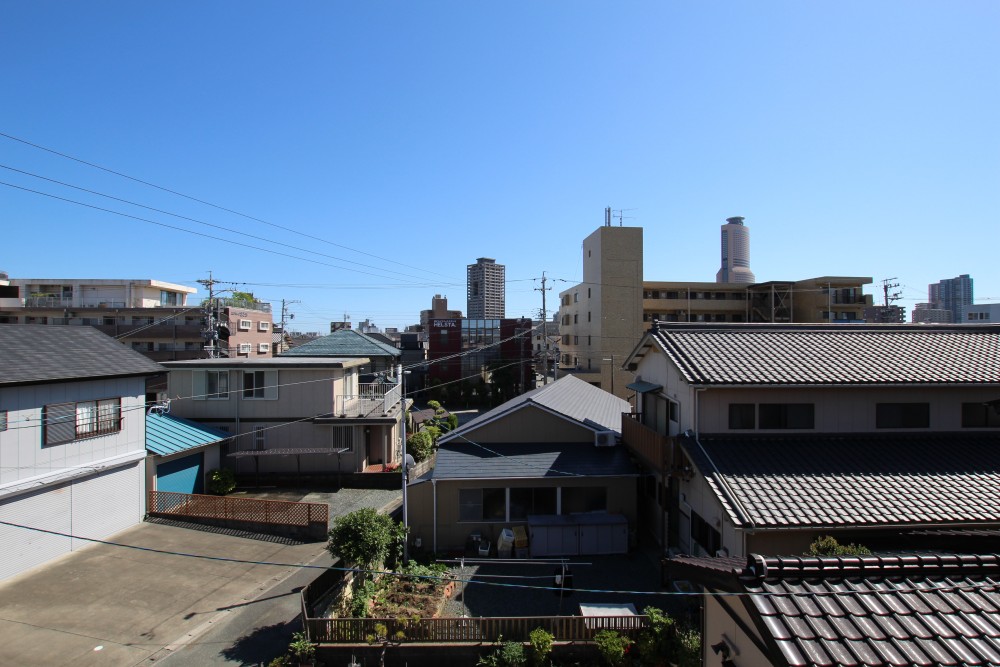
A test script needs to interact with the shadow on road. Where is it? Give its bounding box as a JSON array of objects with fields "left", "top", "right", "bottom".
[{"left": 221, "top": 618, "right": 301, "bottom": 666}]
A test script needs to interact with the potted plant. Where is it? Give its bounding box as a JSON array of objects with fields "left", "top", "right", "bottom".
[{"left": 288, "top": 631, "right": 316, "bottom": 666}]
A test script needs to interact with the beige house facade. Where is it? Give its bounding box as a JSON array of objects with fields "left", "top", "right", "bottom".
[{"left": 162, "top": 357, "right": 405, "bottom": 476}]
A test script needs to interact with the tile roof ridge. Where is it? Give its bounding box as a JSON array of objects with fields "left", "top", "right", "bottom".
[{"left": 745, "top": 552, "right": 1000, "bottom": 582}]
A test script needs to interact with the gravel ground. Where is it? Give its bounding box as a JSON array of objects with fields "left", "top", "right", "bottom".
[{"left": 439, "top": 547, "right": 692, "bottom": 620}]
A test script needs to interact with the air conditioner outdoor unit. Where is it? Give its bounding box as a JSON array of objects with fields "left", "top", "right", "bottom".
[{"left": 594, "top": 430, "right": 617, "bottom": 447}]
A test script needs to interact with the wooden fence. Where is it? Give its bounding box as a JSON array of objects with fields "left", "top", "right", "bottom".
[
  {"left": 307, "top": 614, "right": 649, "bottom": 644},
  {"left": 148, "top": 490, "right": 329, "bottom": 540}
]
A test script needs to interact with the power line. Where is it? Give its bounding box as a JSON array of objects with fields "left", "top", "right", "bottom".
[{"left": 0, "top": 130, "right": 452, "bottom": 279}]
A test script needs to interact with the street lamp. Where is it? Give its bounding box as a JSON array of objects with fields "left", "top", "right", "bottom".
[{"left": 398, "top": 365, "right": 412, "bottom": 564}]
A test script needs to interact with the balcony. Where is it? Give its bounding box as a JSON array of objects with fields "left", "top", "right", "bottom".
[
  {"left": 334, "top": 383, "right": 402, "bottom": 418},
  {"left": 621, "top": 412, "right": 672, "bottom": 474}
]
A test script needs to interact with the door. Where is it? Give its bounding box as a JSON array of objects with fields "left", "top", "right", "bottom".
[{"left": 156, "top": 453, "right": 205, "bottom": 494}]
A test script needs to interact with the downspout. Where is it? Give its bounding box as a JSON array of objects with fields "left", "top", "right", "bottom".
[{"left": 432, "top": 479, "right": 438, "bottom": 554}]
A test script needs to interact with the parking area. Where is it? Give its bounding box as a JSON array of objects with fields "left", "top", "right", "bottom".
[{"left": 439, "top": 547, "right": 692, "bottom": 621}]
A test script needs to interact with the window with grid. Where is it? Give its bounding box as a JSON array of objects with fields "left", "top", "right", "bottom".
[
  {"left": 238, "top": 343, "right": 252, "bottom": 354},
  {"left": 44, "top": 398, "right": 121, "bottom": 445},
  {"left": 257, "top": 343, "right": 269, "bottom": 354},
  {"left": 238, "top": 319, "right": 251, "bottom": 330},
  {"left": 258, "top": 321, "right": 269, "bottom": 331},
  {"left": 242, "top": 370, "right": 277, "bottom": 399}
]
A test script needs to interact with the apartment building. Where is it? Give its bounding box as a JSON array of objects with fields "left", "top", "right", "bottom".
[
  {"left": 467, "top": 258, "right": 505, "bottom": 319},
  {"left": 557, "top": 225, "right": 872, "bottom": 398}
]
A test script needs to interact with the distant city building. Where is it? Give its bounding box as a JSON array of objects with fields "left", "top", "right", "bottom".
[
  {"left": 420, "top": 294, "right": 462, "bottom": 330},
  {"left": 912, "top": 303, "right": 953, "bottom": 324},
  {"left": 864, "top": 305, "right": 907, "bottom": 323},
  {"left": 329, "top": 321, "right": 352, "bottom": 332},
  {"left": 961, "top": 303, "right": 1000, "bottom": 323},
  {"left": 467, "top": 258, "right": 505, "bottom": 319},
  {"left": 927, "top": 274, "right": 973, "bottom": 323},
  {"left": 556, "top": 218, "right": 871, "bottom": 398},
  {"left": 715, "top": 216, "right": 756, "bottom": 284},
  {"left": 426, "top": 317, "right": 533, "bottom": 399}
]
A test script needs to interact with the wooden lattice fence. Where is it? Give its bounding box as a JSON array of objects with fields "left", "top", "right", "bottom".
[{"left": 148, "top": 490, "right": 329, "bottom": 540}]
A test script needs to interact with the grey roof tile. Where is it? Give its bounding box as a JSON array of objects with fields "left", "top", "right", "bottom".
[
  {"left": 431, "top": 441, "right": 638, "bottom": 480},
  {"left": 646, "top": 323, "right": 1000, "bottom": 386},
  {"left": 0, "top": 324, "right": 163, "bottom": 385},
  {"left": 684, "top": 434, "right": 1000, "bottom": 529},
  {"left": 281, "top": 328, "right": 401, "bottom": 358}
]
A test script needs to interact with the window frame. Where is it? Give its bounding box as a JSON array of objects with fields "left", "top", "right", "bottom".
[
  {"left": 257, "top": 343, "right": 270, "bottom": 354},
  {"left": 961, "top": 402, "right": 1000, "bottom": 428},
  {"left": 758, "top": 403, "right": 815, "bottom": 429},
  {"left": 238, "top": 319, "right": 252, "bottom": 331},
  {"left": 242, "top": 370, "right": 278, "bottom": 400},
  {"left": 258, "top": 321, "right": 269, "bottom": 331},
  {"left": 728, "top": 403, "right": 756, "bottom": 430},
  {"left": 876, "top": 402, "right": 930, "bottom": 429},
  {"left": 238, "top": 342, "right": 252, "bottom": 355},
  {"left": 44, "top": 398, "right": 122, "bottom": 446}
]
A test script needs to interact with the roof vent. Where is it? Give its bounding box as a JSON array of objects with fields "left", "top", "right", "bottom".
[{"left": 594, "top": 430, "right": 617, "bottom": 447}]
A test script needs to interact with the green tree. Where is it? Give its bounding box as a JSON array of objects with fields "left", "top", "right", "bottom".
[
  {"left": 594, "top": 630, "right": 632, "bottom": 666},
  {"left": 326, "top": 508, "right": 406, "bottom": 570},
  {"left": 808, "top": 535, "right": 871, "bottom": 556},
  {"left": 407, "top": 430, "right": 434, "bottom": 462},
  {"left": 528, "top": 627, "right": 554, "bottom": 667}
]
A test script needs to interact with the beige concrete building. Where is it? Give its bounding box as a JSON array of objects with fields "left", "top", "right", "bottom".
[{"left": 557, "top": 226, "right": 872, "bottom": 399}]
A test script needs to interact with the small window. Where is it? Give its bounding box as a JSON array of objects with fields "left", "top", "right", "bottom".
[
  {"left": 44, "top": 398, "right": 121, "bottom": 445},
  {"left": 668, "top": 399, "right": 679, "bottom": 423},
  {"left": 238, "top": 319, "right": 252, "bottom": 331},
  {"left": 574, "top": 292, "right": 578, "bottom": 303},
  {"left": 253, "top": 426, "right": 266, "bottom": 450},
  {"left": 961, "top": 403, "right": 1000, "bottom": 428},
  {"left": 257, "top": 343, "right": 269, "bottom": 354},
  {"left": 258, "top": 321, "right": 269, "bottom": 331},
  {"left": 205, "top": 370, "right": 229, "bottom": 399},
  {"left": 728, "top": 404, "right": 756, "bottom": 429},
  {"left": 876, "top": 403, "right": 929, "bottom": 428},
  {"left": 242, "top": 370, "right": 277, "bottom": 400},
  {"left": 759, "top": 404, "right": 814, "bottom": 429},
  {"left": 238, "top": 343, "right": 252, "bottom": 354},
  {"left": 574, "top": 314, "right": 578, "bottom": 324},
  {"left": 0, "top": 410, "right": 6, "bottom": 432}
]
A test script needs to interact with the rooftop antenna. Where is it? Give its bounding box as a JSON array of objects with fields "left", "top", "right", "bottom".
[
  {"left": 604, "top": 206, "right": 611, "bottom": 227},
  {"left": 613, "top": 208, "right": 637, "bottom": 226}
]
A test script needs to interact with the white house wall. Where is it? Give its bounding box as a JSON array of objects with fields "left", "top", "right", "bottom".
[{"left": 0, "top": 377, "right": 146, "bottom": 488}]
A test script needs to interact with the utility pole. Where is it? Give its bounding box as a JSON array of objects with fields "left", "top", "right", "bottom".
[
  {"left": 197, "top": 271, "right": 220, "bottom": 358},
  {"left": 535, "top": 273, "right": 551, "bottom": 384},
  {"left": 880, "top": 278, "right": 901, "bottom": 308}
]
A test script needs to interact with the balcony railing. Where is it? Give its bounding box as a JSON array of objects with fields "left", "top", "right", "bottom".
[
  {"left": 334, "top": 383, "right": 401, "bottom": 418},
  {"left": 621, "top": 412, "right": 672, "bottom": 474}
]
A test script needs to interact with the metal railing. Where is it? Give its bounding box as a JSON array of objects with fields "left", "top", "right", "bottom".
[
  {"left": 335, "top": 383, "right": 401, "bottom": 418},
  {"left": 307, "top": 614, "right": 650, "bottom": 644}
]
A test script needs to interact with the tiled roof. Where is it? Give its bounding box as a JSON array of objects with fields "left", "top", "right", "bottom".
[
  {"left": 683, "top": 434, "right": 1000, "bottom": 529},
  {"left": 645, "top": 323, "right": 1000, "bottom": 385},
  {"left": 742, "top": 553, "right": 1000, "bottom": 667},
  {"left": 0, "top": 324, "right": 164, "bottom": 386},
  {"left": 146, "top": 412, "right": 231, "bottom": 456},
  {"left": 432, "top": 441, "right": 638, "bottom": 480},
  {"left": 281, "top": 329, "right": 401, "bottom": 358},
  {"left": 440, "top": 375, "right": 629, "bottom": 443}
]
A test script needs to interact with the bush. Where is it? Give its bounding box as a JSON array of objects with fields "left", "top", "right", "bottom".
[
  {"left": 446, "top": 413, "right": 459, "bottom": 432},
  {"left": 808, "top": 535, "right": 871, "bottom": 556},
  {"left": 327, "top": 507, "right": 406, "bottom": 569},
  {"left": 528, "top": 627, "right": 554, "bottom": 666},
  {"left": 350, "top": 578, "right": 380, "bottom": 618},
  {"left": 427, "top": 400, "right": 442, "bottom": 410},
  {"left": 675, "top": 627, "right": 701, "bottom": 667},
  {"left": 636, "top": 606, "right": 675, "bottom": 661},
  {"left": 594, "top": 630, "right": 632, "bottom": 666},
  {"left": 407, "top": 431, "right": 434, "bottom": 462},
  {"left": 478, "top": 639, "right": 526, "bottom": 667},
  {"left": 206, "top": 468, "right": 236, "bottom": 495}
]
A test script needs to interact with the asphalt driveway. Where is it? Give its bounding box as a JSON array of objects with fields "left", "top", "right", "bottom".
[{"left": 0, "top": 487, "right": 401, "bottom": 666}]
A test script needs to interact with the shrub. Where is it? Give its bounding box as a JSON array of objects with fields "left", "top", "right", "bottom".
[
  {"left": 594, "top": 630, "right": 632, "bottom": 666},
  {"left": 427, "top": 400, "right": 442, "bottom": 410},
  {"left": 636, "top": 606, "right": 675, "bottom": 661},
  {"left": 675, "top": 627, "right": 701, "bottom": 667},
  {"left": 446, "top": 413, "right": 459, "bottom": 431},
  {"left": 528, "top": 627, "right": 554, "bottom": 666},
  {"left": 206, "top": 468, "right": 236, "bottom": 495},
  {"left": 287, "top": 631, "right": 315, "bottom": 663},
  {"left": 327, "top": 507, "right": 406, "bottom": 569},
  {"left": 350, "top": 578, "right": 380, "bottom": 618},
  {"left": 808, "top": 535, "right": 871, "bottom": 556},
  {"left": 425, "top": 425, "right": 442, "bottom": 442},
  {"left": 407, "top": 431, "right": 434, "bottom": 462}
]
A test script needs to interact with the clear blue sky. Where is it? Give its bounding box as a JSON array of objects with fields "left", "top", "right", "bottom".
[{"left": 2, "top": 2, "right": 997, "bottom": 332}]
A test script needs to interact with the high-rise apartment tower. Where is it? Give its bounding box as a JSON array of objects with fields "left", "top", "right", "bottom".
[
  {"left": 716, "top": 216, "right": 756, "bottom": 284},
  {"left": 928, "top": 274, "right": 973, "bottom": 323},
  {"left": 467, "top": 258, "right": 505, "bottom": 318}
]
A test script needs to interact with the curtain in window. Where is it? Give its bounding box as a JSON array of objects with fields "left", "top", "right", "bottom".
[{"left": 76, "top": 401, "right": 97, "bottom": 436}]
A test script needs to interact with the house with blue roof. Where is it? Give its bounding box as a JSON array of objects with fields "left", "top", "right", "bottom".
[
  {"left": 282, "top": 328, "right": 401, "bottom": 377},
  {"left": 144, "top": 408, "right": 230, "bottom": 495}
]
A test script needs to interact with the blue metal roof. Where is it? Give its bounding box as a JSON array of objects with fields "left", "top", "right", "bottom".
[{"left": 146, "top": 412, "right": 230, "bottom": 457}]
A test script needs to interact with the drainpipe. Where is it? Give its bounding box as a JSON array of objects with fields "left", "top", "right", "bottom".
[{"left": 432, "top": 479, "right": 438, "bottom": 554}]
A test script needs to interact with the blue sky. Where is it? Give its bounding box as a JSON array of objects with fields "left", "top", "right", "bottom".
[{"left": 2, "top": 2, "right": 997, "bottom": 332}]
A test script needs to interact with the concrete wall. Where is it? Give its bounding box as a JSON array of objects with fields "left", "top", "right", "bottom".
[{"left": 703, "top": 593, "right": 772, "bottom": 667}]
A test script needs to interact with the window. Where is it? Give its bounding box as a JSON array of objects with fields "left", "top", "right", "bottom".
[
  {"left": 199, "top": 370, "right": 229, "bottom": 399},
  {"left": 258, "top": 321, "right": 269, "bottom": 331},
  {"left": 758, "top": 404, "right": 814, "bottom": 429},
  {"left": 0, "top": 410, "right": 6, "bottom": 432},
  {"left": 257, "top": 343, "right": 269, "bottom": 354},
  {"left": 253, "top": 426, "right": 266, "bottom": 450},
  {"left": 238, "top": 343, "right": 252, "bottom": 354},
  {"left": 509, "top": 488, "right": 557, "bottom": 519},
  {"left": 243, "top": 370, "right": 277, "bottom": 399},
  {"left": 238, "top": 319, "right": 252, "bottom": 331},
  {"left": 876, "top": 403, "right": 929, "bottom": 428},
  {"left": 574, "top": 293, "right": 578, "bottom": 303},
  {"left": 573, "top": 336, "right": 579, "bottom": 344},
  {"left": 574, "top": 314, "right": 578, "bottom": 324},
  {"left": 332, "top": 427, "right": 355, "bottom": 450},
  {"left": 728, "top": 404, "right": 756, "bottom": 429},
  {"left": 962, "top": 403, "right": 1000, "bottom": 428},
  {"left": 690, "top": 510, "right": 721, "bottom": 556},
  {"left": 160, "top": 290, "right": 179, "bottom": 306},
  {"left": 587, "top": 288, "right": 591, "bottom": 298},
  {"left": 587, "top": 311, "right": 591, "bottom": 322},
  {"left": 458, "top": 488, "right": 506, "bottom": 522},
  {"left": 561, "top": 487, "right": 607, "bottom": 513},
  {"left": 44, "top": 398, "right": 121, "bottom": 445}
]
